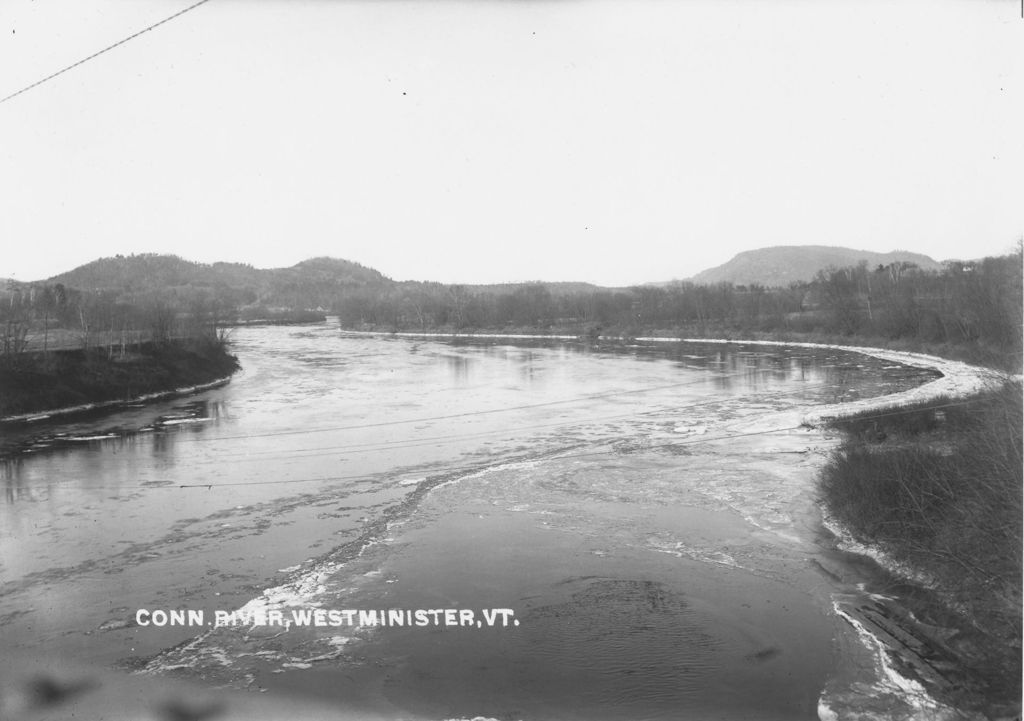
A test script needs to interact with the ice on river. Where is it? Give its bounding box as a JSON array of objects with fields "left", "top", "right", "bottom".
[{"left": 5, "top": 329, "right": 1005, "bottom": 720}]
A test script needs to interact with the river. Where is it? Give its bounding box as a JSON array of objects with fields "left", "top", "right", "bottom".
[{"left": 0, "top": 323, "right": 945, "bottom": 720}]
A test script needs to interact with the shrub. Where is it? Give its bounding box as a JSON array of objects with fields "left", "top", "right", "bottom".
[{"left": 819, "top": 382, "right": 1022, "bottom": 705}]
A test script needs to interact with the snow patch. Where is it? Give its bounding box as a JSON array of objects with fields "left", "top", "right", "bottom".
[
  {"left": 830, "top": 601, "right": 958, "bottom": 718},
  {"left": 160, "top": 417, "right": 212, "bottom": 426},
  {"left": 821, "top": 512, "right": 939, "bottom": 588}
]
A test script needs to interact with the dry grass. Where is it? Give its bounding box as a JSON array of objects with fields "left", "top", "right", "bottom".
[{"left": 819, "top": 382, "right": 1022, "bottom": 705}]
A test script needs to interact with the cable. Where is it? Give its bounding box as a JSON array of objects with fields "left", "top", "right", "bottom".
[
  {"left": 7, "top": 381, "right": 982, "bottom": 470},
  {"left": 14, "top": 419, "right": 804, "bottom": 490},
  {"left": 157, "top": 373, "right": 751, "bottom": 445},
  {"left": 8, "top": 372, "right": 979, "bottom": 488},
  {"left": 179, "top": 380, "right": 830, "bottom": 464},
  {"left": 156, "top": 375, "right": 964, "bottom": 453},
  {"left": 92, "top": 395, "right": 1004, "bottom": 489},
  {"left": 202, "top": 408, "right": 675, "bottom": 462},
  {"left": 12, "top": 375, "right": 963, "bottom": 474},
  {"left": 1, "top": 0, "right": 211, "bottom": 106},
  {"left": 5, "top": 376, "right": 810, "bottom": 480},
  {"left": 180, "top": 394, "right": 1005, "bottom": 488},
  {"left": 14, "top": 394, "right": 984, "bottom": 491},
  {"left": 171, "top": 423, "right": 807, "bottom": 488}
]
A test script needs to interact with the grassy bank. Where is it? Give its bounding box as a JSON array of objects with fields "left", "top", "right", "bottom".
[
  {"left": 819, "top": 382, "right": 1022, "bottom": 712},
  {"left": 0, "top": 338, "right": 240, "bottom": 418},
  {"left": 348, "top": 320, "right": 1020, "bottom": 373}
]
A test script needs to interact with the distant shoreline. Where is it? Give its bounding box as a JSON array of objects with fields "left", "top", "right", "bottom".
[
  {"left": 340, "top": 328, "right": 1007, "bottom": 411},
  {"left": 338, "top": 322, "right": 1020, "bottom": 374}
]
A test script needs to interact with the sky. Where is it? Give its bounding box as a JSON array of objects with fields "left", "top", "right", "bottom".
[{"left": 0, "top": 0, "right": 1021, "bottom": 286}]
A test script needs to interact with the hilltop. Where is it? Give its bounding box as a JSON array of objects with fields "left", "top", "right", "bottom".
[
  {"left": 688, "top": 246, "right": 943, "bottom": 287},
  {"left": 40, "top": 254, "right": 604, "bottom": 310},
  {"left": 47, "top": 254, "right": 390, "bottom": 310},
  {"left": 39, "top": 247, "right": 952, "bottom": 302}
]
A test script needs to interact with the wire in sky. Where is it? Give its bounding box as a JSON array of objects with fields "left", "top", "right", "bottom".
[{"left": 1, "top": 0, "right": 211, "bottom": 106}]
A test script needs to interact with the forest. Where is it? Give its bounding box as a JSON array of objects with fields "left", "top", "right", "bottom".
[{"left": 334, "top": 251, "right": 1023, "bottom": 370}]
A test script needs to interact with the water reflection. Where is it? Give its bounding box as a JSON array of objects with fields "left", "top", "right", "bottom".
[
  {"left": 1, "top": 340, "right": 937, "bottom": 482},
  {"left": 0, "top": 328, "right": 943, "bottom": 720},
  {"left": 439, "top": 338, "right": 934, "bottom": 405},
  {"left": 3, "top": 457, "right": 34, "bottom": 504},
  {"left": 0, "top": 399, "right": 220, "bottom": 492},
  {"left": 516, "top": 350, "right": 540, "bottom": 385},
  {"left": 440, "top": 353, "right": 474, "bottom": 385}
]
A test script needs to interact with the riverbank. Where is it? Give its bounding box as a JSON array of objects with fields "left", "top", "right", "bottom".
[
  {"left": 340, "top": 322, "right": 1022, "bottom": 374},
  {"left": 0, "top": 339, "right": 240, "bottom": 422},
  {"left": 342, "top": 328, "right": 1017, "bottom": 717},
  {"left": 819, "top": 384, "right": 1022, "bottom": 719},
  {"left": 343, "top": 328, "right": 1007, "bottom": 411}
]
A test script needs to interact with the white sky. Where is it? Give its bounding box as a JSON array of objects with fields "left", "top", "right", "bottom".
[{"left": 1, "top": 0, "right": 1021, "bottom": 286}]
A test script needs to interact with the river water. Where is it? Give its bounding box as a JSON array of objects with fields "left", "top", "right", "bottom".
[{"left": 0, "top": 323, "right": 942, "bottom": 720}]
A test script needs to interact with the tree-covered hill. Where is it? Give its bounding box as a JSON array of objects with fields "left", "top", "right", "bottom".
[
  {"left": 38, "top": 254, "right": 611, "bottom": 318},
  {"left": 687, "top": 246, "right": 943, "bottom": 287},
  {"left": 47, "top": 253, "right": 391, "bottom": 310}
]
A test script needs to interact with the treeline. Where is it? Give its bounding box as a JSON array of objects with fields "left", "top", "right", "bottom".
[
  {"left": 0, "top": 272, "right": 244, "bottom": 415},
  {"left": 0, "top": 281, "right": 229, "bottom": 359},
  {"left": 5, "top": 249, "right": 1020, "bottom": 368},
  {"left": 336, "top": 280, "right": 803, "bottom": 334},
  {"left": 0, "top": 254, "right": 388, "bottom": 357},
  {"left": 48, "top": 253, "right": 387, "bottom": 311},
  {"left": 335, "top": 251, "right": 1023, "bottom": 367}
]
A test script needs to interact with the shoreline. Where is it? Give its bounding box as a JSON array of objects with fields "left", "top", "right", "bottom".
[
  {"left": 0, "top": 338, "right": 242, "bottom": 426},
  {"left": 0, "top": 374, "right": 237, "bottom": 426},
  {"left": 342, "top": 329, "right": 1009, "bottom": 420},
  {"left": 341, "top": 329, "right": 1012, "bottom": 718},
  {"left": 656, "top": 338, "right": 1006, "bottom": 425}
]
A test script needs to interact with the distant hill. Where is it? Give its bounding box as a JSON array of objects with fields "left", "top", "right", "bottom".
[
  {"left": 47, "top": 253, "right": 392, "bottom": 311},
  {"left": 49, "top": 254, "right": 244, "bottom": 292},
  {"left": 687, "top": 246, "right": 943, "bottom": 287},
  {"left": 45, "top": 254, "right": 612, "bottom": 306}
]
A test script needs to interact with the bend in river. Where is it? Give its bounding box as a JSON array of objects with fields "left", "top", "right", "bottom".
[{"left": 1, "top": 323, "right": 962, "bottom": 720}]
